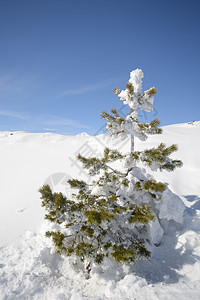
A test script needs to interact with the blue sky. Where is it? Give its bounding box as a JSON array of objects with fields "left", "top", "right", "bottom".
[{"left": 0, "top": 0, "right": 199, "bottom": 135}]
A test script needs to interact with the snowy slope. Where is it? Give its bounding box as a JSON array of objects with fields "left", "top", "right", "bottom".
[{"left": 0, "top": 121, "right": 200, "bottom": 299}]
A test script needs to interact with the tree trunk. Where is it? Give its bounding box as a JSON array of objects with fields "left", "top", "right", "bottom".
[{"left": 131, "top": 133, "right": 134, "bottom": 152}]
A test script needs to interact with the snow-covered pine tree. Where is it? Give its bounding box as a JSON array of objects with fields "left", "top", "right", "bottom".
[{"left": 39, "top": 69, "right": 184, "bottom": 278}]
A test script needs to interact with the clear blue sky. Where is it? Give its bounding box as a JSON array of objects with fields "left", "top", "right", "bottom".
[{"left": 0, "top": 0, "right": 199, "bottom": 135}]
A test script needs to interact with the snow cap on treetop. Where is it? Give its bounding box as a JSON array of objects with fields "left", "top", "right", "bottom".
[
  {"left": 118, "top": 68, "right": 155, "bottom": 112},
  {"left": 129, "top": 68, "right": 144, "bottom": 95}
]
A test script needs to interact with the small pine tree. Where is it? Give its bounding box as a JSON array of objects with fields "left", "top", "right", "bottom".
[{"left": 39, "top": 69, "right": 182, "bottom": 278}]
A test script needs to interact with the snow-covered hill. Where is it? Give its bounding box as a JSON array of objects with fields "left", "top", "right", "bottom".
[{"left": 0, "top": 121, "right": 200, "bottom": 299}]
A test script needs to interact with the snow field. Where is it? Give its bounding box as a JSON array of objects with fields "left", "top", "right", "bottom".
[{"left": 0, "top": 121, "right": 200, "bottom": 299}]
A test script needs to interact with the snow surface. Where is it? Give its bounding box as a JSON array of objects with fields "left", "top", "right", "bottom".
[{"left": 0, "top": 121, "right": 200, "bottom": 299}]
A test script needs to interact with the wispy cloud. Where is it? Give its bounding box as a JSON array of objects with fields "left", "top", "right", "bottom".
[
  {"left": 0, "top": 109, "right": 29, "bottom": 120},
  {"left": 0, "top": 108, "right": 90, "bottom": 131},
  {"left": 0, "top": 71, "right": 44, "bottom": 98},
  {"left": 41, "top": 115, "right": 91, "bottom": 129},
  {"left": 57, "top": 78, "right": 120, "bottom": 99}
]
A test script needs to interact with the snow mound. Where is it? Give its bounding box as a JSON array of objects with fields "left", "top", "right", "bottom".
[{"left": 158, "top": 188, "right": 185, "bottom": 224}]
